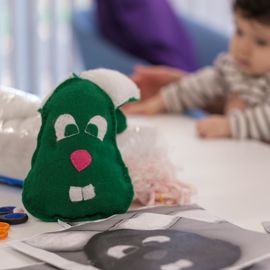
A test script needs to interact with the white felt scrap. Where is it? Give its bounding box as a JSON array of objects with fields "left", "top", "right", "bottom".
[{"left": 80, "top": 68, "right": 140, "bottom": 108}]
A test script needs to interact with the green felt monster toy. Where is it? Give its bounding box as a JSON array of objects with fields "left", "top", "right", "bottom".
[{"left": 22, "top": 69, "right": 140, "bottom": 222}]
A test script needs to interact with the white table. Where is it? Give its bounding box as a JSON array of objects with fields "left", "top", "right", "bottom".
[{"left": 1, "top": 115, "right": 270, "bottom": 269}]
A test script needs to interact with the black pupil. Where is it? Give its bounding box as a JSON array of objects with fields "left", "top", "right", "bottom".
[
  {"left": 64, "top": 124, "right": 78, "bottom": 136},
  {"left": 86, "top": 123, "right": 98, "bottom": 137}
]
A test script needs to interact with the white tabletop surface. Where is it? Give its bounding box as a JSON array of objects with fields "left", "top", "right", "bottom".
[{"left": 1, "top": 115, "right": 270, "bottom": 269}]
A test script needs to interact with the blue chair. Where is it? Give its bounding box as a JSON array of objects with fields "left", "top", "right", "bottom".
[{"left": 72, "top": 8, "right": 229, "bottom": 75}]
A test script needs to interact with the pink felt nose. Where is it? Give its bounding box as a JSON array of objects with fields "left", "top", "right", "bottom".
[{"left": 70, "top": 149, "right": 92, "bottom": 172}]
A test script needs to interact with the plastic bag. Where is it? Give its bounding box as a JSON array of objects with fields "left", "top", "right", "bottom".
[
  {"left": 0, "top": 86, "right": 41, "bottom": 180},
  {"left": 117, "top": 125, "right": 193, "bottom": 206}
]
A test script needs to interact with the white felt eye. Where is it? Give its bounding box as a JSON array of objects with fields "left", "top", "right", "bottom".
[
  {"left": 54, "top": 114, "right": 79, "bottom": 141},
  {"left": 107, "top": 245, "right": 137, "bottom": 259},
  {"left": 85, "top": 115, "right": 107, "bottom": 141}
]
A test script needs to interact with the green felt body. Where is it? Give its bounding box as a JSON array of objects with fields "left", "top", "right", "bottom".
[
  {"left": 23, "top": 78, "right": 133, "bottom": 222},
  {"left": 115, "top": 108, "right": 127, "bottom": 134}
]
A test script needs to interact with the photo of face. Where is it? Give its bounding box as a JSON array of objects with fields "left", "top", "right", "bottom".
[
  {"left": 18, "top": 207, "right": 270, "bottom": 270},
  {"left": 84, "top": 229, "right": 241, "bottom": 270}
]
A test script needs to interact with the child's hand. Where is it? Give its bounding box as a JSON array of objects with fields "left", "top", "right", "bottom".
[
  {"left": 131, "top": 65, "right": 186, "bottom": 100},
  {"left": 122, "top": 93, "right": 166, "bottom": 115},
  {"left": 197, "top": 115, "right": 232, "bottom": 138},
  {"left": 225, "top": 93, "right": 247, "bottom": 114}
]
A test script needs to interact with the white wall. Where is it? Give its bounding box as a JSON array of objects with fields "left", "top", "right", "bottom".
[
  {"left": 0, "top": 0, "right": 233, "bottom": 95},
  {"left": 169, "top": 0, "right": 234, "bottom": 35},
  {"left": 0, "top": 0, "right": 87, "bottom": 96}
]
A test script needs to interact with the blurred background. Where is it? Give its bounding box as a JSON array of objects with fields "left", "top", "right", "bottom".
[{"left": 0, "top": 0, "right": 233, "bottom": 97}]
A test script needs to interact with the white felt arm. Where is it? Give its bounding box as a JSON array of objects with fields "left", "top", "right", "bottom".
[{"left": 80, "top": 68, "right": 140, "bottom": 108}]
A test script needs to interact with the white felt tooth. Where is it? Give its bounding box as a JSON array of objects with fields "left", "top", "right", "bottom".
[
  {"left": 142, "top": 236, "right": 170, "bottom": 244},
  {"left": 69, "top": 186, "right": 83, "bottom": 202},
  {"left": 161, "top": 259, "right": 193, "bottom": 270},
  {"left": 82, "top": 184, "right": 95, "bottom": 201}
]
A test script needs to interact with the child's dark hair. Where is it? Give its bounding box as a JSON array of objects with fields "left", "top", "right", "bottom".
[{"left": 233, "top": 0, "right": 270, "bottom": 25}]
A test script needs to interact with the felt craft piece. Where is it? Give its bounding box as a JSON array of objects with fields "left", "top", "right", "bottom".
[
  {"left": 22, "top": 69, "right": 140, "bottom": 222},
  {"left": 115, "top": 108, "right": 127, "bottom": 134}
]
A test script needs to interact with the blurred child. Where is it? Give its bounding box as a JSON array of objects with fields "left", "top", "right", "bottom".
[{"left": 124, "top": 0, "right": 270, "bottom": 142}]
